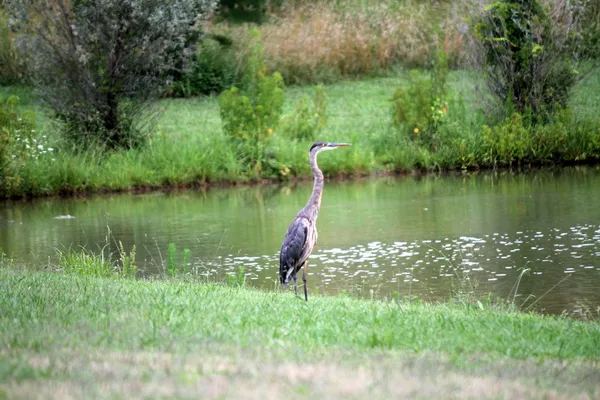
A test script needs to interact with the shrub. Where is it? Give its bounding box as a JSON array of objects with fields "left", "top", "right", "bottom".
[
  {"left": 280, "top": 85, "right": 328, "bottom": 142},
  {"left": 0, "top": 95, "right": 42, "bottom": 194},
  {"left": 554, "top": 0, "right": 600, "bottom": 61},
  {"left": 473, "top": 0, "right": 577, "bottom": 121},
  {"left": 477, "top": 108, "right": 600, "bottom": 167},
  {"left": 10, "top": 0, "right": 217, "bottom": 149},
  {"left": 0, "top": 9, "right": 25, "bottom": 84},
  {"left": 217, "top": 0, "right": 281, "bottom": 23},
  {"left": 390, "top": 52, "right": 449, "bottom": 151},
  {"left": 219, "top": 30, "right": 284, "bottom": 176},
  {"left": 480, "top": 113, "right": 533, "bottom": 167},
  {"left": 171, "top": 36, "right": 239, "bottom": 97}
]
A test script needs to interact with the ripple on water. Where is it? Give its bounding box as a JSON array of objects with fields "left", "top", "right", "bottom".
[{"left": 199, "top": 225, "right": 600, "bottom": 308}]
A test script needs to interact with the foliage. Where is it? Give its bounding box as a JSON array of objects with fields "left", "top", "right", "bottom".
[
  {"left": 9, "top": 0, "right": 216, "bottom": 149},
  {"left": 171, "top": 37, "right": 239, "bottom": 97},
  {"left": 0, "top": 95, "right": 49, "bottom": 194},
  {"left": 219, "top": 30, "right": 284, "bottom": 176},
  {"left": 561, "top": 0, "right": 600, "bottom": 61},
  {"left": 390, "top": 52, "right": 449, "bottom": 151},
  {"left": 280, "top": 85, "right": 328, "bottom": 141},
  {"left": 478, "top": 109, "right": 600, "bottom": 167},
  {"left": 217, "top": 0, "right": 277, "bottom": 23},
  {"left": 473, "top": 0, "right": 577, "bottom": 121},
  {"left": 0, "top": 9, "right": 25, "bottom": 84},
  {"left": 1, "top": 69, "right": 600, "bottom": 199},
  {"left": 480, "top": 113, "right": 532, "bottom": 167}
]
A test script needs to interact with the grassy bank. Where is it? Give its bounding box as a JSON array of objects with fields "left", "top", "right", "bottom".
[
  {"left": 1, "top": 268, "right": 599, "bottom": 398},
  {"left": 2, "top": 66, "right": 600, "bottom": 199}
]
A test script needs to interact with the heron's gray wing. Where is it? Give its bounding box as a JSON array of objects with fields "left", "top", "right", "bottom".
[{"left": 279, "top": 217, "right": 310, "bottom": 283}]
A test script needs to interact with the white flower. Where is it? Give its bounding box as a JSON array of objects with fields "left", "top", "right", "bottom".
[
  {"left": 37, "top": 144, "right": 44, "bottom": 150},
  {"left": 48, "top": 148, "right": 54, "bottom": 152}
]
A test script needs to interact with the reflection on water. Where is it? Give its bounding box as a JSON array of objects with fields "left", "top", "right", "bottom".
[{"left": 1, "top": 167, "right": 600, "bottom": 315}]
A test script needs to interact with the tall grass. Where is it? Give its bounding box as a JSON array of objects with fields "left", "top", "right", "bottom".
[
  {"left": 56, "top": 247, "right": 114, "bottom": 278},
  {"left": 218, "top": 1, "right": 464, "bottom": 85}
]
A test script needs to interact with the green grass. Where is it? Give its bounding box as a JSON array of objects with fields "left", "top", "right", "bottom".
[
  {"left": 0, "top": 268, "right": 599, "bottom": 398},
  {"left": 3, "top": 269, "right": 598, "bottom": 358}
]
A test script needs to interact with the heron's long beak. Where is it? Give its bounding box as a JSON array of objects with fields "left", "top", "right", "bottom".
[{"left": 327, "top": 142, "right": 351, "bottom": 148}]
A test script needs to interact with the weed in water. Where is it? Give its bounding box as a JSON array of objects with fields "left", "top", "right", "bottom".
[
  {"left": 118, "top": 241, "right": 137, "bottom": 279},
  {"left": 167, "top": 243, "right": 177, "bottom": 277},
  {"left": 165, "top": 243, "right": 193, "bottom": 277},
  {"left": 225, "top": 266, "right": 246, "bottom": 288}
]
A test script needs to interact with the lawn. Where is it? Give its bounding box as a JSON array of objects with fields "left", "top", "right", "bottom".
[{"left": 1, "top": 268, "right": 599, "bottom": 398}]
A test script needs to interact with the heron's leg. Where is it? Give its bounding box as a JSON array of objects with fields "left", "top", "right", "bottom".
[
  {"left": 303, "top": 261, "right": 308, "bottom": 302},
  {"left": 293, "top": 275, "right": 298, "bottom": 297}
]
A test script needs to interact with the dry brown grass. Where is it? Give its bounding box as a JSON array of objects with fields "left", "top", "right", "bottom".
[
  {"left": 214, "top": 1, "right": 466, "bottom": 84},
  {"left": 2, "top": 348, "right": 599, "bottom": 399}
]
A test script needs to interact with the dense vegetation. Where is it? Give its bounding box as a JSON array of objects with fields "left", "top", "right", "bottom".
[{"left": 0, "top": 0, "right": 599, "bottom": 199}]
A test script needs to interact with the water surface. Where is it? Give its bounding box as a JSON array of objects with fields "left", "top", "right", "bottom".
[{"left": 1, "top": 167, "right": 599, "bottom": 315}]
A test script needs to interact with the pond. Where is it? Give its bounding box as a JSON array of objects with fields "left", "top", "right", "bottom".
[{"left": 1, "top": 167, "right": 600, "bottom": 315}]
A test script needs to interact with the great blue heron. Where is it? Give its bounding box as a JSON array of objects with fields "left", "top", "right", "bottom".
[{"left": 279, "top": 141, "right": 351, "bottom": 301}]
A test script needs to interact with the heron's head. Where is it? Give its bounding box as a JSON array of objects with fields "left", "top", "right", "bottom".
[{"left": 309, "top": 142, "right": 351, "bottom": 153}]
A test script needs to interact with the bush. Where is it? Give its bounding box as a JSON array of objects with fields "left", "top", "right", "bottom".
[
  {"left": 558, "top": 0, "right": 600, "bottom": 61},
  {"left": 0, "top": 9, "right": 25, "bottom": 84},
  {"left": 390, "top": 52, "right": 449, "bottom": 151},
  {"left": 477, "top": 109, "right": 600, "bottom": 167},
  {"left": 171, "top": 37, "right": 239, "bottom": 97},
  {"left": 0, "top": 95, "right": 41, "bottom": 193},
  {"left": 219, "top": 30, "right": 285, "bottom": 176},
  {"left": 280, "top": 85, "right": 328, "bottom": 142},
  {"left": 10, "top": 0, "right": 217, "bottom": 149},
  {"left": 473, "top": 0, "right": 577, "bottom": 121},
  {"left": 480, "top": 113, "right": 533, "bottom": 167}
]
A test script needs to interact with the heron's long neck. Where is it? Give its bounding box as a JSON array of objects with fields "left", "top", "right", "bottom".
[{"left": 302, "top": 150, "right": 323, "bottom": 220}]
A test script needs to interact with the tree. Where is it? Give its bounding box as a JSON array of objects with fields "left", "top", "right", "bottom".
[
  {"left": 474, "top": 0, "right": 576, "bottom": 121},
  {"left": 10, "top": 0, "right": 217, "bottom": 149}
]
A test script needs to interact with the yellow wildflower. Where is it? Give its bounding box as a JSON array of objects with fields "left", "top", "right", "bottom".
[{"left": 413, "top": 127, "right": 420, "bottom": 134}]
